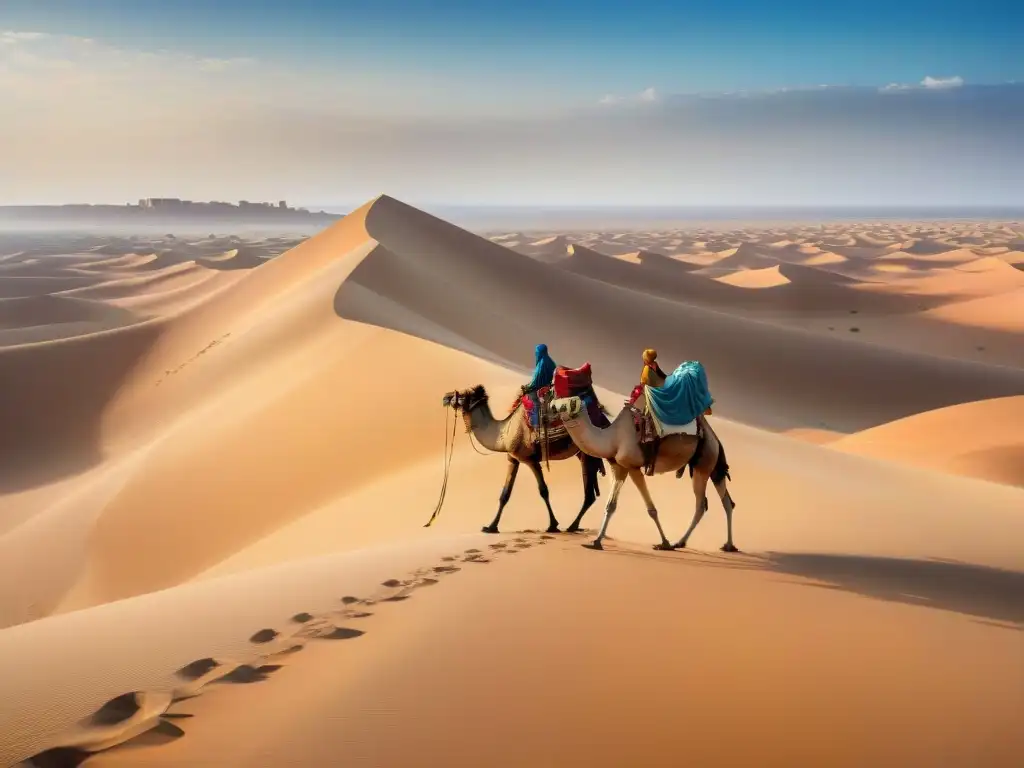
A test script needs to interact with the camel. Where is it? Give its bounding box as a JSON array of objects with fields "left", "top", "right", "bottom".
[
  {"left": 544, "top": 389, "right": 738, "bottom": 552},
  {"left": 441, "top": 385, "right": 606, "bottom": 534}
]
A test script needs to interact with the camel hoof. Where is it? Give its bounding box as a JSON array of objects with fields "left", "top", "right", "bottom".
[
  {"left": 721, "top": 543, "right": 739, "bottom": 553},
  {"left": 652, "top": 542, "right": 673, "bottom": 551},
  {"left": 546, "top": 525, "right": 561, "bottom": 534},
  {"left": 565, "top": 524, "right": 580, "bottom": 534},
  {"left": 672, "top": 541, "right": 688, "bottom": 550},
  {"left": 482, "top": 526, "right": 499, "bottom": 534},
  {"left": 583, "top": 540, "right": 604, "bottom": 551}
]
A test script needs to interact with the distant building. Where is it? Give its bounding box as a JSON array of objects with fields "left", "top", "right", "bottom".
[
  {"left": 139, "top": 198, "right": 191, "bottom": 209},
  {"left": 128, "top": 197, "right": 322, "bottom": 219}
]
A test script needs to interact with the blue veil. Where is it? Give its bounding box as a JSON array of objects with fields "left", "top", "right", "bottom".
[{"left": 526, "top": 343, "right": 557, "bottom": 391}]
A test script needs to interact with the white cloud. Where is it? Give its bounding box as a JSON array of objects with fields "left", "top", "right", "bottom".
[
  {"left": 921, "top": 75, "right": 964, "bottom": 90},
  {"left": 598, "top": 86, "right": 659, "bottom": 105},
  {"left": 0, "top": 30, "right": 258, "bottom": 100},
  {"left": 0, "top": 31, "right": 49, "bottom": 44},
  {"left": 881, "top": 75, "right": 964, "bottom": 92}
]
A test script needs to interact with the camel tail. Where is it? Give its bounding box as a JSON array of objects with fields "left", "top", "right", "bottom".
[{"left": 711, "top": 442, "right": 732, "bottom": 485}]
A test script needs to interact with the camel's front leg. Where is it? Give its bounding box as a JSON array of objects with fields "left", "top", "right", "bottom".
[
  {"left": 626, "top": 469, "right": 672, "bottom": 549},
  {"left": 587, "top": 464, "right": 628, "bottom": 550},
  {"left": 483, "top": 458, "right": 520, "bottom": 533},
  {"left": 525, "top": 460, "right": 561, "bottom": 533},
  {"left": 673, "top": 470, "right": 710, "bottom": 549}
]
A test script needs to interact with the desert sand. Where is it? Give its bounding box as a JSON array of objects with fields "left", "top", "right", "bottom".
[{"left": 1, "top": 200, "right": 1022, "bottom": 767}]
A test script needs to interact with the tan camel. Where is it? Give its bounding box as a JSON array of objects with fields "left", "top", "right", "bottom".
[
  {"left": 544, "top": 390, "right": 738, "bottom": 552},
  {"left": 442, "top": 385, "right": 606, "bottom": 534}
]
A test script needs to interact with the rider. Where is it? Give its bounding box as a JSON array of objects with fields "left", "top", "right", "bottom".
[
  {"left": 639, "top": 348, "right": 668, "bottom": 475},
  {"left": 640, "top": 348, "right": 668, "bottom": 388},
  {"left": 523, "top": 343, "right": 558, "bottom": 428}
]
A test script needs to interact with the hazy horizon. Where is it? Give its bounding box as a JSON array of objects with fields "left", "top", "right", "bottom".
[{"left": 2, "top": 1, "right": 1022, "bottom": 207}]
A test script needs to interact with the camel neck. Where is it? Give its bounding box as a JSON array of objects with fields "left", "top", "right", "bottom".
[
  {"left": 560, "top": 404, "right": 622, "bottom": 459},
  {"left": 466, "top": 403, "right": 506, "bottom": 452}
]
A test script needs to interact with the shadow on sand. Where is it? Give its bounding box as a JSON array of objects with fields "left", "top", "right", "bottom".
[
  {"left": 598, "top": 546, "right": 1024, "bottom": 628},
  {"left": 762, "top": 552, "right": 1024, "bottom": 628}
]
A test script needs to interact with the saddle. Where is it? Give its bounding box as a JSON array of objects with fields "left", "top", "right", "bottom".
[
  {"left": 553, "top": 362, "right": 594, "bottom": 399},
  {"left": 518, "top": 385, "right": 569, "bottom": 445},
  {"left": 518, "top": 364, "right": 602, "bottom": 450}
]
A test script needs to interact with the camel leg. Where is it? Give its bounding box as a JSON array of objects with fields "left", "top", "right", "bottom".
[
  {"left": 525, "top": 460, "right": 561, "bottom": 533},
  {"left": 627, "top": 469, "right": 672, "bottom": 549},
  {"left": 566, "top": 454, "right": 599, "bottom": 533},
  {"left": 588, "top": 464, "right": 628, "bottom": 550},
  {"left": 713, "top": 478, "right": 740, "bottom": 553},
  {"left": 672, "top": 470, "right": 710, "bottom": 549},
  {"left": 483, "top": 458, "right": 520, "bottom": 534}
]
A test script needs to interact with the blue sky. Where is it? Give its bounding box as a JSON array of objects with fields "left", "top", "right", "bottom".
[
  {"left": 1, "top": 0, "right": 1021, "bottom": 206},
  {"left": 3, "top": 0, "right": 1019, "bottom": 97}
]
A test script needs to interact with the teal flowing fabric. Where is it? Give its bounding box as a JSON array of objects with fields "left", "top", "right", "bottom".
[{"left": 645, "top": 360, "right": 714, "bottom": 427}]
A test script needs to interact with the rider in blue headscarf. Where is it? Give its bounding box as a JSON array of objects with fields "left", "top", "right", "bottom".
[{"left": 524, "top": 343, "right": 557, "bottom": 428}]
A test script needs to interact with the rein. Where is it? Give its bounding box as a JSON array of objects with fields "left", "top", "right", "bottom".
[{"left": 423, "top": 401, "right": 460, "bottom": 527}]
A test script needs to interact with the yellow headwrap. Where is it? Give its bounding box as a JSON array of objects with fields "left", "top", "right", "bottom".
[{"left": 643, "top": 348, "right": 657, "bottom": 364}]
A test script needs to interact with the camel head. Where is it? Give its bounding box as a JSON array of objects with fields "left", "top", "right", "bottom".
[
  {"left": 547, "top": 395, "right": 584, "bottom": 420},
  {"left": 441, "top": 385, "right": 489, "bottom": 414}
]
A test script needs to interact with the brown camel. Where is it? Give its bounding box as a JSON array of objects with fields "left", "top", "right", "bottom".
[
  {"left": 544, "top": 389, "right": 738, "bottom": 552},
  {"left": 442, "top": 385, "right": 606, "bottom": 534}
]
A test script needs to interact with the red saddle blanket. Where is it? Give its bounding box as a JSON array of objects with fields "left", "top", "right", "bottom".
[
  {"left": 520, "top": 385, "right": 552, "bottom": 413},
  {"left": 553, "top": 363, "right": 593, "bottom": 399}
]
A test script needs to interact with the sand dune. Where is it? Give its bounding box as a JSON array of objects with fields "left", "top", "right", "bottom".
[
  {"left": 857, "top": 256, "right": 1024, "bottom": 299},
  {"left": 801, "top": 250, "right": 848, "bottom": 266},
  {"left": 879, "top": 246, "right": 978, "bottom": 264},
  {"left": 0, "top": 203, "right": 1022, "bottom": 767},
  {"left": 714, "top": 263, "right": 791, "bottom": 288},
  {"left": 833, "top": 396, "right": 1024, "bottom": 487},
  {"left": 56, "top": 262, "right": 215, "bottom": 302}
]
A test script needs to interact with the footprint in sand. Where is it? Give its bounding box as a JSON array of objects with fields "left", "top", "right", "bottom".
[
  {"left": 291, "top": 612, "right": 314, "bottom": 624},
  {"left": 175, "top": 658, "right": 221, "bottom": 682},
  {"left": 433, "top": 565, "right": 460, "bottom": 574},
  {"left": 172, "top": 658, "right": 242, "bottom": 700},
  {"left": 488, "top": 543, "right": 508, "bottom": 550},
  {"left": 249, "top": 628, "right": 279, "bottom": 644},
  {"left": 318, "top": 627, "right": 365, "bottom": 641},
  {"left": 215, "top": 664, "right": 283, "bottom": 684},
  {"left": 27, "top": 691, "right": 179, "bottom": 764}
]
